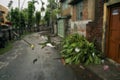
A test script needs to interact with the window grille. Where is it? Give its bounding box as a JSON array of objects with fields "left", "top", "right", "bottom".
[{"left": 76, "top": 2, "right": 83, "bottom": 20}]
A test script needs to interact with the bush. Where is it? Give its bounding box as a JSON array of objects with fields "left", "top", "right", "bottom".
[{"left": 60, "top": 33, "right": 102, "bottom": 65}]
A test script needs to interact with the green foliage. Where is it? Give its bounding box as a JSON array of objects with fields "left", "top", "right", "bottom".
[
  {"left": 44, "top": 10, "right": 50, "bottom": 25},
  {"left": 61, "top": 33, "right": 102, "bottom": 65},
  {"left": 0, "top": 41, "right": 13, "bottom": 55},
  {"left": 7, "top": 8, "right": 27, "bottom": 34},
  {"left": 8, "top": 0, "right": 13, "bottom": 8},
  {"left": 19, "top": 11, "right": 26, "bottom": 34},
  {"left": 9, "top": 8, "right": 20, "bottom": 29},
  {"left": 40, "top": 19, "right": 46, "bottom": 25},
  {"left": 28, "top": 1, "right": 35, "bottom": 31},
  {"left": 35, "top": 11, "right": 41, "bottom": 26},
  {"left": 22, "top": 8, "right": 28, "bottom": 23},
  {"left": 44, "top": 0, "right": 60, "bottom": 26}
]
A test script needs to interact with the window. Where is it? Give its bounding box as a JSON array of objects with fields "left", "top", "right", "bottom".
[
  {"left": 62, "top": 0, "right": 69, "bottom": 10},
  {"left": 0, "top": 12, "right": 3, "bottom": 16},
  {"left": 76, "top": 2, "right": 83, "bottom": 20},
  {"left": 0, "top": 11, "right": 4, "bottom": 23}
]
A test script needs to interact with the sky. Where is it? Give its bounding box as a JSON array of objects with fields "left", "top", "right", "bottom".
[{"left": 0, "top": 0, "right": 48, "bottom": 11}]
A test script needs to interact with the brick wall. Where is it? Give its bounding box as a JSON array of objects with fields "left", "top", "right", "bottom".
[
  {"left": 83, "top": 0, "right": 88, "bottom": 20},
  {"left": 62, "top": 7, "right": 71, "bottom": 16},
  {"left": 86, "top": 0, "right": 104, "bottom": 51},
  {"left": 71, "top": 0, "right": 89, "bottom": 21},
  {"left": 70, "top": 0, "right": 89, "bottom": 36},
  {"left": 72, "top": 6, "right": 76, "bottom": 21},
  {"left": 69, "top": 0, "right": 103, "bottom": 50}
]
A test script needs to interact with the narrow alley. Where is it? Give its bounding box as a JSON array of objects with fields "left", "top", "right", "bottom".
[{"left": 0, "top": 33, "right": 77, "bottom": 80}]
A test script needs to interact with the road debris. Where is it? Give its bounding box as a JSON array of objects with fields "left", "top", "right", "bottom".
[
  {"left": 103, "top": 65, "right": 109, "bottom": 71},
  {"left": 33, "top": 58, "right": 38, "bottom": 64},
  {"left": 46, "top": 43, "right": 55, "bottom": 48},
  {"left": 23, "top": 39, "right": 35, "bottom": 50}
]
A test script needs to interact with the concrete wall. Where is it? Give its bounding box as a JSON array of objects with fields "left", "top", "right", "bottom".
[
  {"left": 71, "top": 6, "right": 76, "bottom": 21},
  {"left": 70, "top": 20, "right": 91, "bottom": 36},
  {"left": 83, "top": 0, "right": 88, "bottom": 20},
  {"left": 71, "top": 0, "right": 95, "bottom": 21},
  {"left": 62, "top": 7, "right": 71, "bottom": 16},
  {"left": 88, "top": 0, "right": 95, "bottom": 20},
  {"left": 0, "top": 5, "right": 8, "bottom": 23}
]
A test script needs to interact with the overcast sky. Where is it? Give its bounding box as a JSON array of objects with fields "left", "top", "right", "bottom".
[{"left": 0, "top": 0, "right": 48, "bottom": 11}]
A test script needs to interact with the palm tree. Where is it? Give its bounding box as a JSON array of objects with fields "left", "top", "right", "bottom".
[{"left": 35, "top": 11, "right": 41, "bottom": 31}]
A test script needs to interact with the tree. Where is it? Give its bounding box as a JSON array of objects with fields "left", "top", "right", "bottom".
[
  {"left": 45, "top": 0, "right": 60, "bottom": 33},
  {"left": 10, "top": 8, "right": 19, "bottom": 30},
  {"left": 22, "top": 8, "right": 28, "bottom": 24},
  {"left": 19, "top": 11, "right": 26, "bottom": 34},
  {"left": 35, "top": 11, "right": 41, "bottom": 31},
  {"left": 7, "top": 7, "right": 27, "bottom": 35},
  {"left": 8, "top": 0, "right": 13, "bottom": 8},
  {"left": 28, "top": 1, "right": 35, "bottom": 32},
  {"left": 44, "top": 10, "right": 50, "bottom": 26}
]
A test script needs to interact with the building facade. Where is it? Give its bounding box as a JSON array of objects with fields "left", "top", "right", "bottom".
[
  {"left": 0, "top": 4, "right": 9, "bottom": 24},
  {"left": 58, "top": 0, "right": 120, "bottom": 63},
  {"left": 57, "top": 0, "right": 72, "bottom": 37},
  {"left": 58, "top": 0, "right": 103, "bottom": 44}
]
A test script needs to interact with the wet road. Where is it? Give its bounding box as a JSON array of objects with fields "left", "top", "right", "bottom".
[{"left": 0, "top": 33, "right": 77, "bottom": 80}]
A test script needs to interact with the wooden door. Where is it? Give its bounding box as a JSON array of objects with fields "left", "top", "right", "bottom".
[{"left": 108, "top": 5, "right": 120, "bottom": 63}]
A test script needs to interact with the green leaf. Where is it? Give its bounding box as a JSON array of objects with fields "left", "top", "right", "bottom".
[
  {"left": 89, "top": 55, "right": 93, "bottom": 62},
  {"left": 60, "top": 33, "right": 102, "bottom": 65},
  {"left": 65, "top": 58, "right": 72, "bottom": 64},
  {"left": 70, "top": 43, "right": 77, "bottom": 47},
  {"left": 63, "top": 44, "right": 69, "bottom": 48},
  {"left": 66, "top": 49, "right": 73, "bottom": 54},
  {"left": 85, "top": 59, "right": 90, "bottom": 65}
]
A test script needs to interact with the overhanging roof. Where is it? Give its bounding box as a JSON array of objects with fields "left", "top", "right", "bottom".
[
  {"left": 57, "top": 15, "right": 71, "bottom": 20},
  {"left": 69, "top": 0, "right": 82, "bottom": 5},
  {"left": 59, "top": 0, "right": 66, "bottom": 3},
  {"left": 0, "top": 10, "right": 5, "bottom": 14}
]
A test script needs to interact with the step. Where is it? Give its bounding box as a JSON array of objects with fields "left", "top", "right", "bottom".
[{"left": 70, "top": 61, "right": 120, "bottom": 80}]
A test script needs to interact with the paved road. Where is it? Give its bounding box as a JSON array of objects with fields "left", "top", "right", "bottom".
[{"left": 0, "top": 33, "right": 77, "bottom": 80}]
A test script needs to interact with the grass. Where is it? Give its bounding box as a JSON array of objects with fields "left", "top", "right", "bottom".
[
  {"left": 0, "top": 41, "right": 13, "bottom": 55},
  {"left": 0, "top": 31, "right": 33, "bottom": 55}
]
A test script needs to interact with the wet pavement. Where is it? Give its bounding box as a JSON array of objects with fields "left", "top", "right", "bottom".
[{"left": 0, "top": 33, "right": 77, "bottom": 80}]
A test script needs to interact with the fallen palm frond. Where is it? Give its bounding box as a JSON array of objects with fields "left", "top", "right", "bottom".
[{"left": 22, "top": 39, "right": 34, "bottom": 50}]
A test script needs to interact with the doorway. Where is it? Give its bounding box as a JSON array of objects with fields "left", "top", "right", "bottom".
[{"left": 107, "top": 4, "right": 120, "bottom": 63}]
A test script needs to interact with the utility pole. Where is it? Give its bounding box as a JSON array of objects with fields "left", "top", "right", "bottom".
[
  {"left": 8, "top": 0, "right": 13, "bottom": 21},
  {"left": 49, "top": 0, "right": 52, "bottom": 33},
  {"left": 18, "top": 0, "right": 21, "bottom": 37},
  {"left": 18, "top": 0, "right": 21, "bottom": 36},
  {"left": 40, "top": 0, "right": 45, "bottom": 18}
]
